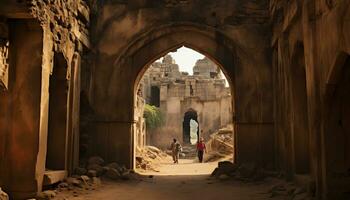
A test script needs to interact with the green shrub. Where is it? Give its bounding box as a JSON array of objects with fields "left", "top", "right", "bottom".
[{"left": 143, "top": 104, "right": 164, "bottom": 129}]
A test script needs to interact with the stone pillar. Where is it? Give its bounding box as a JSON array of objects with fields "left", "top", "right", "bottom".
[
  {"left": 35, "top": 24, "right": 53, "bottom": 195},
  {"left": 67, "top": 52, "right": 81, "bottom": 173},
  {"left": 233, "top": 45, "right": 275, "bottom": 169},
  {"left": 2, "top": 20, "right": 43, "bottom": 199}
]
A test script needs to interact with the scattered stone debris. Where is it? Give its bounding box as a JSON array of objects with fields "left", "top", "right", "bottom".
[
  {"left": 135, "top": 146, "right": 170, "bottom": 172},
  {"left": 211, "top": 161, "right": 270, "bottom": 182},
  {"left": 206, "top": 125, "right": 234, "bottom": 162},
  {"left": 211, "top": 161, "right": 310, "bottom": 199},
  {"left": 36, "top": 190, "right": 56, "bottom": 200},
  {"left": 0, "top": 187, "right": 9, "bottom": 200},
  {"left": 268, "top": 183, "right": 310, "bottom": 200},
  {"left": 38, "top": 156, "right": 144, "bottom": 199}
]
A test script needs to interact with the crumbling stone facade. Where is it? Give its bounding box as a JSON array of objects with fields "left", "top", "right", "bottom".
[
  {"left": 0, "top": 0, "right": 89, "bottom": 199},
  {"left": 0, "top": 0, "right": 349, "bottom": 199},
  {"left": 139, "top": 55, "right": 232, "bottom": 148},
  {"left": 134, "top": 95, "right": 146, "bottom": 149}
]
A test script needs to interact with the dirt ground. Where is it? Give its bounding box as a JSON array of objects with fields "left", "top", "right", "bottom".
[
  {"left": 52, "top": 160, "right": 287, "bottom": 200},
  {"left": 137, "top": 156, "right": 226, "bottom": 176}
]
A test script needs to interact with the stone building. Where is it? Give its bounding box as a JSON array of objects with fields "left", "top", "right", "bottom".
[
  {"left": 0, "top": 0, "right": 350, "bottom": 199},
  {"left": 134, "top": 95, "right": 146, "bottom": 149},
  {"left": 139, "top": 55, "right": 232, "bottom": 148}
]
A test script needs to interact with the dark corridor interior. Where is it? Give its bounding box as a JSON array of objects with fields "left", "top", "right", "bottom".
[
  {"left": 46, "top": 53, "right": 68, "bottom": 170},
  {"left": 326, "top": 56, "right": 350, "bottom": 198}
]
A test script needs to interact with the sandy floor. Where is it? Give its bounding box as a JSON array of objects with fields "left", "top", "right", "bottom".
[
  {"left": 138, "top": 158, "right": 218, "bottom": 175},
  {"left": 53, "top": 159, "right": 286, "bottom": 200}
]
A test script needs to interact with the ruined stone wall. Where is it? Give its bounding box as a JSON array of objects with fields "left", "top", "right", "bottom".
[
  {"left": 150, "top": 95, "right": 232, "bottom": 149},
  {"left": 136, "top": 54, "right": 233, "bottom": 148},
  {"left": 0, "top": 19, "right": 43, "bottom": 199},
  {"left": 271, "top": 0, "right": 350, "bottom": 199},
  {"left": 0, "top": 0, "right": 90, "bottom": 198},
  {"left": 134, "top": 95, "right": 146, "bottom": 148}
]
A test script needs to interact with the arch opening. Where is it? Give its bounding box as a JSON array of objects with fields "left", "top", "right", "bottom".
[
  {"left": 134, "top": 46, "right": 234, "bottom": 175},
  {"left": 183, "top": 109, "right": 199, "bottom": 144}
]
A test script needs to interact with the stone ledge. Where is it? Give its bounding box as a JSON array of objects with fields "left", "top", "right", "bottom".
[{"left": 43, "top": 170, "right": 68, "bottom": 186}]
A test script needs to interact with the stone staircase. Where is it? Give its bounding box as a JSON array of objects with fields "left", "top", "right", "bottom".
[{"left": 181, "top": 144, "right": 197, "bottom": 159}]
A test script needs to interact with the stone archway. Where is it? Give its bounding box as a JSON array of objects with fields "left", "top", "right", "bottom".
[{"left": 91, "top": 23, "right": 274, "bottom": 169}]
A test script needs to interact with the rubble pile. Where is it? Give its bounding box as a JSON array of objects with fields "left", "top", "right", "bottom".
[
  {"left": 73, "top": 156, "right": 138, "bottom": 181},
  {"left": 206, "top": 125, "right": 234, "bottom": 162},
  {"left": 211, "top": 161, "right": 272, "bottom": 182},
  {"left": 135, "top": 146, "right": 169, "bottom": 172},
  {"left": 36, "top": 175, "right": 102, "bottom": 200},
  {"left": 211, "top": 161, "right": 310, "bottom": 199},
  {"left": 36, "top": 156, "right": 141, "bottom": 199}
]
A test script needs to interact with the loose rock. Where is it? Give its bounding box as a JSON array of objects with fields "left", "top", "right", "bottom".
[
  {"left": 74, "top": 167, "right": 87, "bottom": 176},
  {"left": 66, "top": 177, "right": 82, "bottom": 186},
  {"left": 87, "top": 170, "right": 97, "bottom": 177},
  {"left": 105, "top": 168, "right": 121, "bottom": 180},
  {"left": 88, "top": 156, "right": 104, "bottom": 166},
  {"left": 0, "top": 188, "right": 9, "bottom": 200},
  {"left": 36, "top": 190, "right": 56, "bottom": 200}
]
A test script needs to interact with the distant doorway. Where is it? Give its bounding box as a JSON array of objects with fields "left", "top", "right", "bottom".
[
  {"left": 183, "top": 109, "right": 199, "bottom": 144},
  {"left": 150, "top": 86, "right": 160, "bottom": 107}
]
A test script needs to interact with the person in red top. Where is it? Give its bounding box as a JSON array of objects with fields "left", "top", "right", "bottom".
[{"left": 197, "top": 137, "right": 207, "bottom": 163}]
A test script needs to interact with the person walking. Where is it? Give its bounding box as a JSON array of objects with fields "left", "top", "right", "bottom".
[
  {"left": 170, "top": 138, "right": 182, "bottom": 164},
  {"left": 197, "top": 137, "right": 206, "bottom": 163}
]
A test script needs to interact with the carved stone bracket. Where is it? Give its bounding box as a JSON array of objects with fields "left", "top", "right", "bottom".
[{"left": 0, "top": 19, "right": 9, "bottom": 91}]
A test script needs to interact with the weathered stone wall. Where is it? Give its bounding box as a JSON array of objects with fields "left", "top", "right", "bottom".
[
  {"left": 0, "top": 19, "right": 43, "bottom": 199},
  {"left": 271, "top": 0, "right": 350, "bottom": 199},
  {"left": 134, "top": 95, "right": 146, "bottom": 148},
  {"left": 138, "top": 55, "right": 232, "bottom": 148},
  {"left": 150, "top": 95, "right": 232, "bottom": 149},
  {"left": 2, "top": 0, "right": 349, "bottom": 199},
  {"left": 0, "top": 0, "right": 90, "bottom": 198}
]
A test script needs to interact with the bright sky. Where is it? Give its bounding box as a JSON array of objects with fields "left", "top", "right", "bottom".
[
  {"left": 168, "top": 46, "right": 204, "bottom": 75},
  {"left": 157, "top": 46, "right": 229, "bottom": 86}
]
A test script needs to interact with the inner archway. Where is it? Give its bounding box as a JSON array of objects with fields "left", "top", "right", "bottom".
[{"left": 183, "top": 109, "right": 199, "bottom": 144}]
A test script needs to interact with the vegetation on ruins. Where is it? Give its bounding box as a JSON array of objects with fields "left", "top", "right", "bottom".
[{"left": 144, "top": 104, "right": 164, "bottom": 130}]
